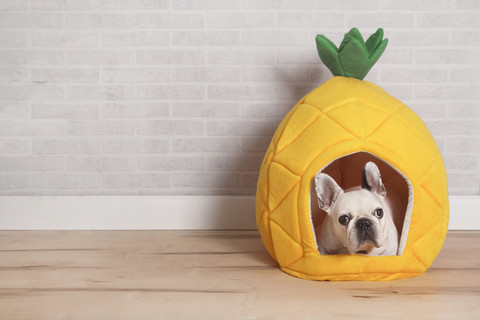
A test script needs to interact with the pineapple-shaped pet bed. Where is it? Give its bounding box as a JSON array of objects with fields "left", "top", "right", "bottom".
[{"left": 255, "top": 28, "right": 449, "bottom": 281}]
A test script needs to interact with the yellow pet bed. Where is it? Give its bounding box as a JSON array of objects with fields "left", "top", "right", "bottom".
[{"left": 255, "top": 28, "right": 449, "bottom": 281}]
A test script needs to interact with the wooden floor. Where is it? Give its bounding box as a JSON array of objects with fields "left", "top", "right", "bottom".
[{"left": 0, "top": 231, "right": 479, "bottom": 319}]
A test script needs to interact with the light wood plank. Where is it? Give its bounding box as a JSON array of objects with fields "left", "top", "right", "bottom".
[{"left": 0, "top": 231, "right": 479, "bottom": 319}]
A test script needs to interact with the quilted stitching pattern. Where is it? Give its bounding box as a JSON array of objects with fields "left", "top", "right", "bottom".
[{"left": 256, "top": 76, "right": 449, "bottom": 281}]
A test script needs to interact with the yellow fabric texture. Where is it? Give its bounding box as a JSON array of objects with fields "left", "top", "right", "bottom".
[{"left": 255, "top": 76, "right": 449, "bottom": 281}]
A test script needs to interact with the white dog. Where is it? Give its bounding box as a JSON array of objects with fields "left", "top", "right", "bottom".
[{"left": 314, "top": 162, "right": 398, "bottom": 256}]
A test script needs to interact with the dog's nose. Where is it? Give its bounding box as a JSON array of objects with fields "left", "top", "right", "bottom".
[{"left": 356, "top": 218, "right": 371, "bottom": 231}]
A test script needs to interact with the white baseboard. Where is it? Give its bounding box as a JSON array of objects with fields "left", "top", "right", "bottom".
[{"left": 0, "top": 196, "right": 478, "bottom": 230}]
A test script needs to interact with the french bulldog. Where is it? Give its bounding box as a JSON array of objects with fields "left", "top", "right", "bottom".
[{"left": 314, "top": 161, "right": 398, "bottom": 256}]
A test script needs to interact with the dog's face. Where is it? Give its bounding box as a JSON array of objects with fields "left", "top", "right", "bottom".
[{"left": 315, "top": 162, "right": 392, "bottom": 255}]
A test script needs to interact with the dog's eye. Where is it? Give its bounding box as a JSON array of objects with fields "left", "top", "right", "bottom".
[
  {"left": 374, "top": 208, "right": 384, "bottom": 219},
  {"left": 338, "top": 215, "right": 350, "bottom": 226}
]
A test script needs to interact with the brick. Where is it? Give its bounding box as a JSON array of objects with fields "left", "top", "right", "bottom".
[
  {"left": 67, "top": 156, "right": 136, "bottom": 171},
  {"left": 103, "top": 139, "right": 169, "bottom": 154},
  {"left": 277, "top": 12, "right": 312, "bottom": 28},
  {"left": 417, "top": 13, "right": 480, "bottom": 28},
  {"left": 102, "top": 68, "right": 170, "bottom": 83},
  {"left": 208, "top": 86, "right": 275, "bottom": 100},
  {"left": 444, "top": 155, "right": 479, "bottom": 170},
  {"left": 173, "top": 0, "right": 239, "bottom": 9},
  {"left": 31, "top": 0, "right": 101, "bottom": 9},
  {"left": 172, "top": 137, "right": 239, "bottom": 153},
  {"left": 103, "top": 31, "right": 169, "bottom": 46},
  {"left": 448, "top": 103, "right": 480, "bottom": 118},
  {"left": 66, "top": 14, "right": 136, "bottom": 28},
  {"left": 451, "top": 68, "right": 480, "bottom": 82},
  {"left": 243, "top": 31, "right": 309, "bottom": 46},
  {"left": 382, "top": 0, "right": 450, "bottom": 10},
  {"left": 244, "top": 0, "right": 315, "bottom": 9},
  {"left": 309, "top": 66, "right": 339, "bottom": 84},
  {"left": 33, "top": 139, "right": 102, "bottom": 154},
  {"left": 239, "top": 173, "right": 258, "bottom": 188},
  {"left": 32, "top": 32, "right": 99, "bottom": 47},
  {"left": 0, "top": 32, "right": 29, "bottom": 47},
  {"left": 414, "top": 84, "right": 480, "bottom": 100},
  {"left": 277, "top": 50, "right": 321, "bottom": 64},
  {"left": 99, "top": 0, "right": 137, "bottom": 9},
  {"left": 0, "top": 102, "right": 29, "bottom": 118},
  {"left": 451, "top": 30, "right": 480, "bottom": 46},
  {"left": 174, "top": 67, "right": 240, "bottom": 82},
  {"left": 139, "top": 156, "right": 204, "bottom": 171},
  {"left": 426, "top": 120, "right": 480, "bottom": 136},
  {"left": 67, "top": 85, "right": 135, "bottom": 101},
  {"left": 416, "top": 49, "right": 480, "bottom": 64},
  {"left": 446, "top": 173, "right": 480, "bottom": 192},
  {"left": 0, "top": 0, "right": 28, "bottom": 10},
  {"left": 172, "top": 172, "right": 237, "bottom": 188},
  {"left": 0, "top": 84, "right": 65, "bottom": 101},
  {"left": 104, "top": 173, "right": 170, "bottom": 188},
  {"left": 0, "top": 139, "right": 30, "bottom": 154},
  {"left": 409, "top": 103, "right": 448, "bottom": 119},
  {"left": 243, "top": 66, "right": 309, "bottom": 82},
  {"left": 137, "top": 85, "right": 204, "bottom": 100},
  {"left": 387, "top": 31, "right": 448, "bottom": 47},
  {"left": 138, "top": 120, "right": 204, "bottom": 135},
  {"left": 0, "top": 66, "right": 30, "bottom": 83},
  {"left": 173, "top": 31, "right": 240, "bottom": 46},
  {"left": 32, "top": 68, "right": 99, "bottom": 83},
  {"left": 447, "top": 137, "right": 480, "bottom": 153},
  {"left": 207, "top": 156, "right": 263, "bottom": 171},
  {"left": 0, "top": 13, "right": 63, "bottom": 28},
  {"left": 32, "top": 103, "right": 99, "bottom": 119},
  {"left": 312, "top": 0, "right": 379, "bottom": 10},
  {"left": 453, "top": 0, "right": 480, "bottom": 10},
  {"left": 381, "top": 68, "right": 448, "bottom": 83},
  {"left": 276, "top": 84, "right": 316, "bottom": 100},
  {"left": 208, "top": 50, "right": 274, "bottom": 65},
  {"left": 0, "top": 50, "right": 64, "bottom": 65},
  {"left": 346, "top": 12, "right": 414, "bottom": 28},
  {"left": 0, "top": 174, "right": 30, "bottom": 189},
  {"left": 67, "top": 50, "right": 134, "bottom": 65},
  {"left": 376, "top": 48, "right": 414, "bottom": 64},
  {"left": 137, "top": 50, "right": 205, "bottom": 65},
  {"left": 208, "top": 13, "right": 274, "bottom": 28},
  {"left": 241, "top": 137, "right": 271, "bottom": 152},
  {"left": 172, "top": 102, "right": 239, "bottom": 117},
  {"left": 103, "top": 103, "right": 169, "bottom": 118},
  {"left": 312, "top": 13, "right": 345, "bottom": 28},
  {"left": 137, "top": 13, "right": 204, "bottom": 28},
  {"left": 0, "top": 120, "right": 66, "bottom": 136},
  {"left": 0, "top": 156, "right": 65, "bottom": 171},
  {"left": 241, "top": 102, "right": 291, "bottom": 118},
  {"left": 137, "top": 0, "right": 170, "bottom": 9},
  {"left": 68, "top": 121, "right": 135, "bottom": 135},
  {"left": 207, "top": 120, "right": 276, "bottom": 136},
  {"left": 33, "top": 173, "right": 103, "bottom": 189}
]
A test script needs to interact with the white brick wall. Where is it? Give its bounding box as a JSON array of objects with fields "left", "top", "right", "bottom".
[{"left": 0, "top": 0, "right": 479, "bottom": 196}]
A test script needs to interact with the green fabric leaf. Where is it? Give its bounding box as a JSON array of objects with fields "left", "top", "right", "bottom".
[
  {"left": 339, "top": 28, "right": 364, "bottom": 53},
  {"left": 366, "top": 28, "right": 384, "bottom": 55},
  {"left": 315, "top": 28, "right": 388, "bottom": 80},
  {"left": 315, "top": 34, "right": 344, "bottom": 77},
  {"left": 338, "top": 37, "right": 371, "bottom": 79}
]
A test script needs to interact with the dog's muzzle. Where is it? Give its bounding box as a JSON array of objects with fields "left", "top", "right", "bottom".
[{"left": 354, "top": 218, "right": 379, "bottom": 254}]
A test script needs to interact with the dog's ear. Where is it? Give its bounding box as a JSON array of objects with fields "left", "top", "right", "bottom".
[
  {"left": 314, "top": 173, "right": 343, "bottom": 213},
  {"left": 362, "top": 161, "right": 386, "bottom": 198}
]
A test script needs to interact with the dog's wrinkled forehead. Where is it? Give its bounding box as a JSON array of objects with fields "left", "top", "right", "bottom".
[{"left": 331, "top": 189, "right": 383, "bottom": 216}]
